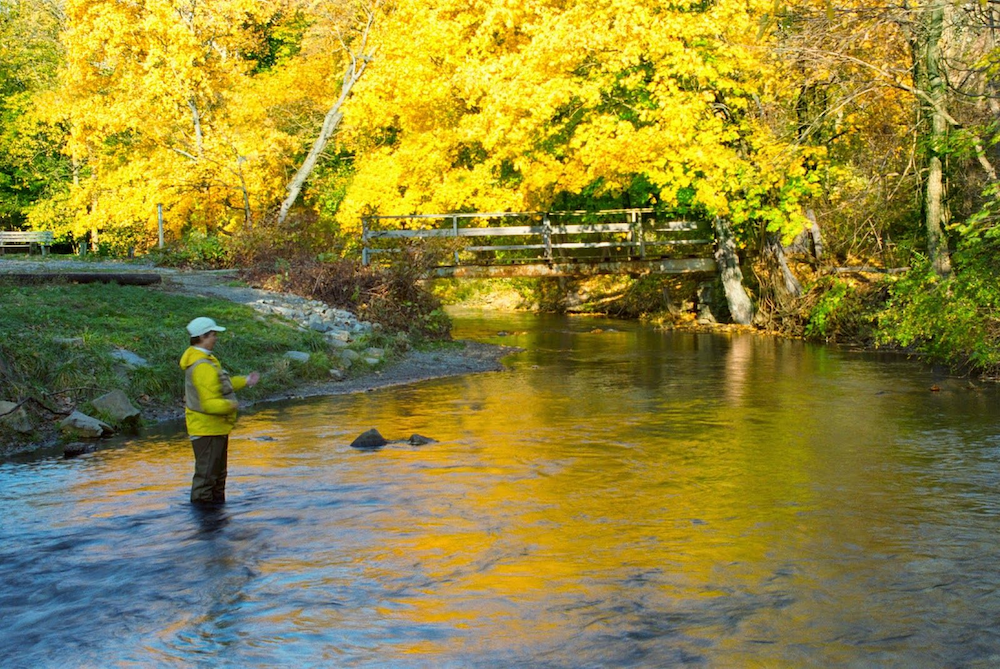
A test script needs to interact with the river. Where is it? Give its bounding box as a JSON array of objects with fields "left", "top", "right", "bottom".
[{"left": 2, "top": 310, "right": 1000, "bottom": 667}]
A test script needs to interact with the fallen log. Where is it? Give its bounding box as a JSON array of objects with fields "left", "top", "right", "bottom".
[{"left": 0, "top": 272, "right": 162, "bottom": 286}]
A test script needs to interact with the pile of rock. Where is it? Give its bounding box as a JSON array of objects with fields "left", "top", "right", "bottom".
[
  {"left": 253, "top": 294, "right": 388, "bottom": 376},
  {"left": 250, "top": 296, "right": 376, "bottom": 349}
]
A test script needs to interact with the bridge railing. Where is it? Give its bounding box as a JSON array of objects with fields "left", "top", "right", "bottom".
[{"left": 361, "top": 209, "right": 712, "bottom": 267}]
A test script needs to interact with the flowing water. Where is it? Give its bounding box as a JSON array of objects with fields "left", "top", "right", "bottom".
[{"left": 3, "top": 310, "right": 1000, "bottom": 668}]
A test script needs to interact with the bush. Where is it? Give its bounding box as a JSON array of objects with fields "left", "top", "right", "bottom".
[
  {"left": 877, "top": 257, "right": 1000, "bottom": 374},
  {"left": 149, "top": 230, "right": 231, "bottom": 268}
]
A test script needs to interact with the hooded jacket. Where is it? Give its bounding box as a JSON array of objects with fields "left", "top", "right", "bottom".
[{"left": 179, "top": 346, "right": 248, "bottom": 436}]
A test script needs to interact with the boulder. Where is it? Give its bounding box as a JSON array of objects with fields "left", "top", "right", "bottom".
[
  {"left": 0, "top": 400, "right": 33, "bottom": 434},
  {"left": 341, "top": 349, "right": 361, "bottom": 363},
  {"left": 408, "top": 434, "right": 437, "bottom": 446},
  {"left": 350, "top": 428, "right": 387, "bottom": 449},
  {"left": 59, "top": 411, "right": 114, "bottom": 439},
  {"left": 110, "top": 348, "right": 149, "bottom": 369},
  {"left": 90, "top": 390, "right": 140, "bottom": 424},
  {"left": 364, "top": 347, "right": 385, "bottom": 359},
  {"left": 284, "top": 351, "right": 311, "bottom": 363},
  {"left": 329, "top": 368, "right": 345, "bottom": 381}
]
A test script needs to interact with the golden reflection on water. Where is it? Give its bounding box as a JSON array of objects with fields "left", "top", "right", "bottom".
[{"left": 18, "top": 316, "right": 1000, "bottom": 666}]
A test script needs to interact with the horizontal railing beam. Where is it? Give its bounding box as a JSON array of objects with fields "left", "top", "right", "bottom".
[
  {"left": 432, "top": 258, "right": 718, "bottom": 278},
  {"left": 366, "top": 207, "right": 662, "bottom": 221},
  {"left": 363, "top": 221, "right": 701, "bottom": 240}
]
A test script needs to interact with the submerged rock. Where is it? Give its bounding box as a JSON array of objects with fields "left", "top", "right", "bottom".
[
  {"left": 350, "top": 428, "right": 388, "bottom": 449},
  {"left": 64, "top": 441, "right": 99, "bottom": 458},
  {"left": 349, "top": 429, "right": 439, "bottom": 449}
]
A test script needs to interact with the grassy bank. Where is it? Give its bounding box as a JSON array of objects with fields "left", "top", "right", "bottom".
[{"left": 0, "top": 279, "right": 393, "bottom": 451}]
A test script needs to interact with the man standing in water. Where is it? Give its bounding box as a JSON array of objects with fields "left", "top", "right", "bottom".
[{"left": 180, "top": 317, "right": 260, "bottom": 505}]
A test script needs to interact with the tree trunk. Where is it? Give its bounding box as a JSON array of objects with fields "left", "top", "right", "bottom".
[
  {"left": 766, "top": 233, "right": 803, "bottom": 298},
  {"left": 914, "top": 1, "right": 953, "bottom": 277},
  {"left": 805, "top": 208, "right": 823, "bottom": 260},
  {"left": 277, "top": 7, "right": 379, "bottom": 226},
  {"left": 188, "top": 98, "right": 204, "bottom": 157},
  {"left": 713, "top": 217, "right": 755, "bottom": 325},
  {"left": 277, "top": 106, "right": 346, "bottom": 226}
]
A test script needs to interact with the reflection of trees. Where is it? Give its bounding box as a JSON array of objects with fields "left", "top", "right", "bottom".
[
  {"left": 723, "top": 333, "right": 753, "bottom": 407},
  {"left": 49, "top": 311, "right": 996, "bottom": 665}
]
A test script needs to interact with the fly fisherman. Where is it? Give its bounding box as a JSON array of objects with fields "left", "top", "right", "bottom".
[{"left": 180, "top": 317, "right": 260, "bottom": 506}]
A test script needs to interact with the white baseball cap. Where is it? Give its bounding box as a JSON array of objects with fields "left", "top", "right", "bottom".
[{"left": 186, "top": 317, "right": 226, "bottom": 338}]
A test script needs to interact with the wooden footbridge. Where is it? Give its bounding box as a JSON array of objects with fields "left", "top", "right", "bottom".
[{"left": 362, "top": 209, "right": 718, "bottom": 278}]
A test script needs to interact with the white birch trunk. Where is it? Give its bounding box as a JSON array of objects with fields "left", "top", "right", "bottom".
[
  {"left": 277, "top": 6, "right": 378, "bottom": 226},
  {"left": 713, "top": 217, "right": 755, "bottom": 325}
]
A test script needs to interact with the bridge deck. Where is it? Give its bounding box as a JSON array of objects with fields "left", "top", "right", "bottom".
[{"left": 362, "top": 208, "right": 717, "bottom": 278}]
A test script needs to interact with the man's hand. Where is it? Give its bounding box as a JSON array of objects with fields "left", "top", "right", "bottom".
[{"left": 246, "top": 371, "right": 261, "bottom": 387}]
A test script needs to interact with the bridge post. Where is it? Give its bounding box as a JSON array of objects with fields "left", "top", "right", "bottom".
[
  {"left": 543, "top": 213, "right": 552, "bottom": 261},
  {"left": 362, "top": 217, "right": 369, "bottom": 265},
  {"left": 631, "top": 210, "right": 645, "bottom": 259},
  {"left": 452, "top": 216, "right": 460, "bottom": 264}
]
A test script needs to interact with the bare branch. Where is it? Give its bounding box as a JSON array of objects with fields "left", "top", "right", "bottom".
[{"left": 781, "top": 46, "right": 998, "bottom": 180}]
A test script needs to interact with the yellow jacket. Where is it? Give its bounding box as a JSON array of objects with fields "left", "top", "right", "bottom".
[{"left": 179, "top": 347, "right": 248, "bottom": 436}]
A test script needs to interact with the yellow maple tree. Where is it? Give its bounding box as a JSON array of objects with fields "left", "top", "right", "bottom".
[
  {"left": 45, "top": 0, "right": 366, "bottom": 250},
  {"left": 337, "top": 0, "right": 819, "bottom": 242}
]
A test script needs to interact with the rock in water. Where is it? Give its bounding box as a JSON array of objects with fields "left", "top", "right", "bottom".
[
  {"left": 64, "top": 442, "right": 99, "bottom": 458},
  {"left": 408, "top": 434, "right": 437, "bottom": 446},
  {"left": 351, "top": 428, "right": 387, "bottom": 449}
]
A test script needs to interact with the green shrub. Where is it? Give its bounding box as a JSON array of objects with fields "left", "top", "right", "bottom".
[
  {"left": 149, "top": 230, "right": 231, "bottom": 268},
  {"left": 799, "top": 276, "right": 883, "bottom": 344},
  {"left": 877, "top": 257, "right": 1000, "bottom": 373}
]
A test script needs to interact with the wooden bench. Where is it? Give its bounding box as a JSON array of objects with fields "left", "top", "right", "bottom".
[{"left": 0, "top": 231, "right": 54, "bottom": 255}]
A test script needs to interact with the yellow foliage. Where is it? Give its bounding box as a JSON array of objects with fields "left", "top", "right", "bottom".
[
  {"left": 48, "top": 0, "right": 360, "bottom": 248},
  {"left": 338, "top": 0, "right": 812, "bottom": 238}
]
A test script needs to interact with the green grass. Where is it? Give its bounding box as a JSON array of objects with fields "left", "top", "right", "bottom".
[{"left": 0, "top": 280, "right": 377, "bottom": 430}]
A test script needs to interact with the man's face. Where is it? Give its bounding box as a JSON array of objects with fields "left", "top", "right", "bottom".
[{"left": 202, "top": 330, "right": 219, "bottom": 350}]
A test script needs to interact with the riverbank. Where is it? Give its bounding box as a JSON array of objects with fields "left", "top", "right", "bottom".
[{"left": 0, "top": 257, "right": 517, "bottom": 458}]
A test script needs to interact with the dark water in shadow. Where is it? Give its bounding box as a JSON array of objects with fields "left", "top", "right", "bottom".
[{"left": 3, "top": 310, "right": 1000, "bottom": 667}]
